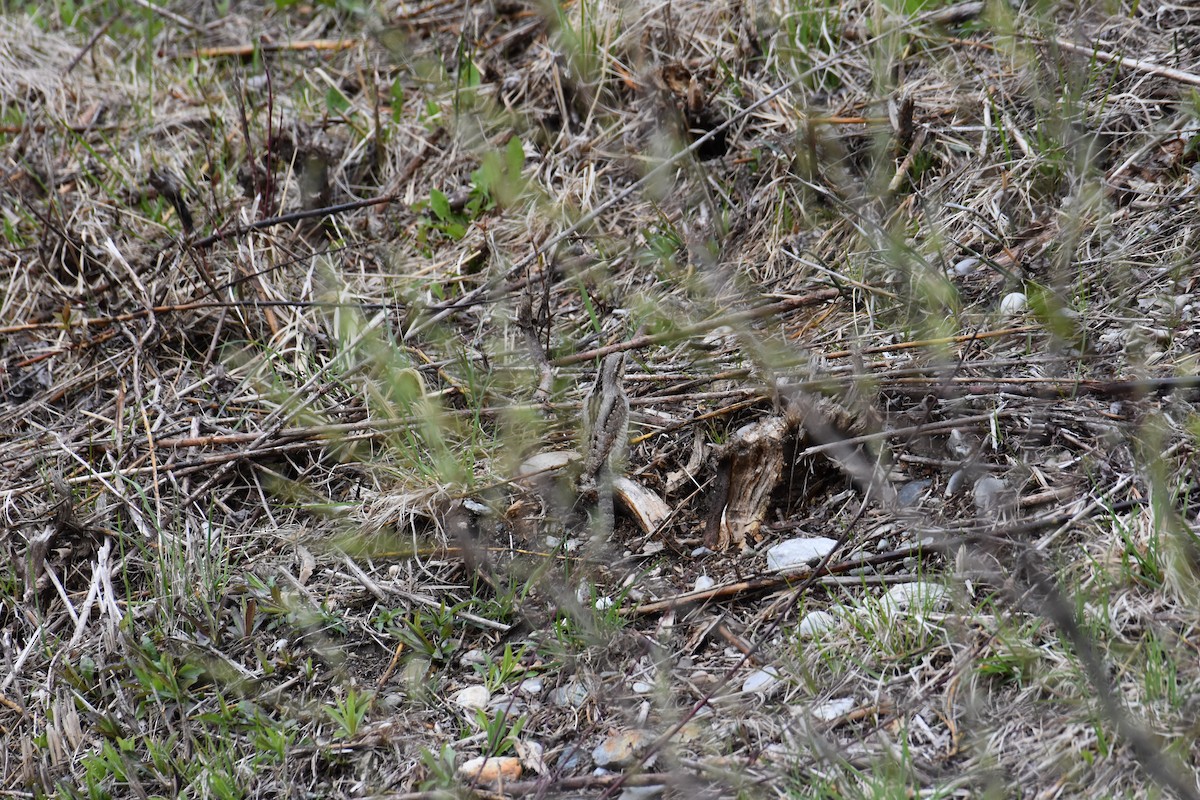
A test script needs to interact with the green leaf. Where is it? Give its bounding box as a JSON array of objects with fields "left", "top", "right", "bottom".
[
  {"left": 429, "top": 189, "right": 452, "bottom": 221},
  {"left": 506, "top": 135, "right": 525, "bottom": 177},
  {"left": 326, "top": 87, "right": 350, "bottom": 114},
  {"left": 460, "top": 58, "right": 481, "bottom": 89},
  {"left": 390, "top": 78, "right": 405, "bottom": 123}
]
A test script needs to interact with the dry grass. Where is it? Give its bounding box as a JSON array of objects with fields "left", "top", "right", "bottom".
[{"left": 4, "top": 0, "right": 1200, "bottom": 797}]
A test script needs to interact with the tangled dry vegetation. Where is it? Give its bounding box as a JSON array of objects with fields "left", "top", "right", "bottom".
[{"left": 6, "top": 0, "right": 1200, "bottom": 797}]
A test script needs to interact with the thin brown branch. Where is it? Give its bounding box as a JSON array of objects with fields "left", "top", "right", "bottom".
[
  {"left": 1050, "top": 36, "right": 1200, "bottom": 88},
  {"left": 554, "top": 289, "right": 843, "bottom": 367},
  {"left": 185, "top": 39, "right": 360, "bottom": 59}
]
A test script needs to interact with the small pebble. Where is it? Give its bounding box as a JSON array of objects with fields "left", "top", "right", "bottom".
[
  {"left": 491, "top": 694, "right": 525, "bottom": 715},
  {"left": 593, "top": 730, "right": 653, "bottom": 768},
  {"left": 1000, "top": 292, "right": 1028, "bottom": 316},
  {"left": 881, "top": 582, "right": 949, "bottom": 617},
  {"left": 518, "top": 451, "right": 576, "bottom": 475},
  {"left": 463, "top": 498, "right": 490, "bottom": 515},
  {"left": 896, "top": 479, "right": 931, "bottom": 508},
  {"left": 742, "top": 666, "right": 782, "bottom": 694},
  {"left": 550, "top": 683, "right": 588, "bottom": 708},
  {"left": 946, "top": 469, "right": 970, "bottom": 496},
  {"left": 514, "top": 739, "right": 545, "bottom": 772},
  {"left": 810, "top": 697, "right": 856, "bottom": 721},
  {"left": 459, "top": 649, "right": 487, "bottom": 668},
  {"left": 952, "top": 256, "right": 980, "bottom": 276},
  {"left": 556, "top": 748, "right": 585, "bottom": 772},
  {"left": 766, "top": 537, "right": 838, "bottom": 571},
  {"left": 797, "top": 610, "right": 840, "bottom": 638},
  {"left": 452, "top": 685, "right": 490, "bottom": 710}
]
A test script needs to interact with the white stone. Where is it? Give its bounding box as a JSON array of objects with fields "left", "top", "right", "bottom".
[
  {"left": 1000, "top": 292, "right": 1027, "bottom": 315},
  {"left": 811, "top": 696, "right": 856, "bottom": 721},
  {"left": 463, "top": 498, "right": 490, "bottom": 515},
  {"left": 452, "top": 685, "right": 490, "bottom": 710},
  {"left": 952, "top": 256, "right": 980, "bottom": 276},
  {"left": 766, "top": 537, "right": 838, "bottom": 571},
  {"left": 797, "top": 610, "right": 840, "bottom": 638},
  {"left": 518, "top": 450, "right": 576, "bottom": 475},
  {"left": 550, "top": 683, "right": 588, "bottom": 708},
  {"left": 693, "top": 574, "right": 715, "bottom": 592},
  {"left": 880, "top": 582, "right": 949, "bottom": 616},
  {"left": 741, "top": 666, "right": 782, "bottom": 694},
  {"left": 459, "top": 649, "right": 487, "bottom": 667},
  {"left": 514, "top": 739, "right": 546, "bottom": 774}
]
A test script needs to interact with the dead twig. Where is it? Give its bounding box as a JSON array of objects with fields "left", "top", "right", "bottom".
[
  {"left": 1049, "top": 36, "right": 1200, "bottom": 89},
  {"left": 554, "top": 289, "right": 843, "bottom": 367},
  {"left": 184, "top": 39, "right": 360, "bottom": 59},
  {"left": 185, "top": 194, "right": 399, "bottom": 251}
]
